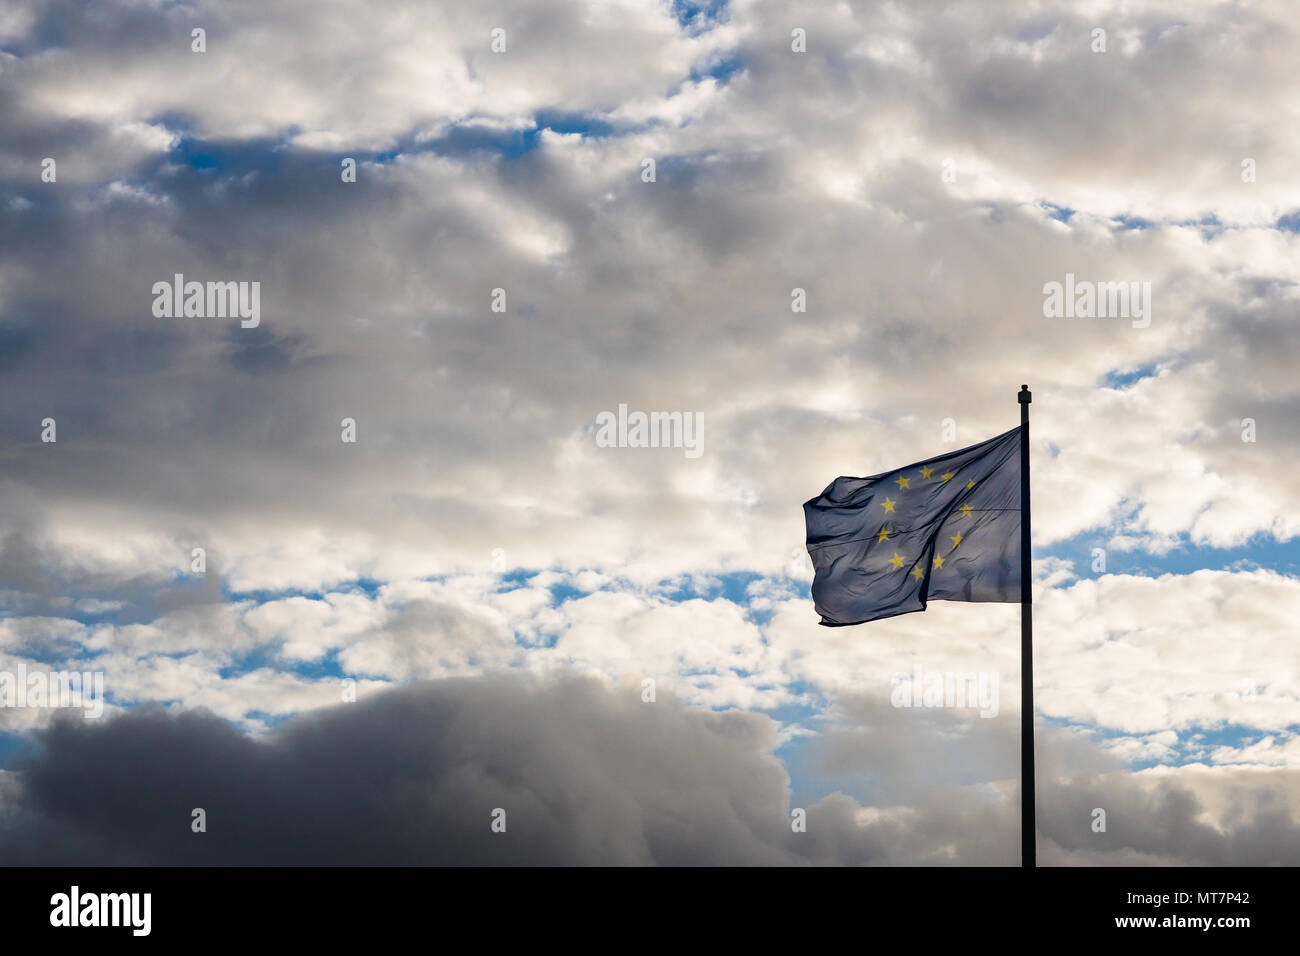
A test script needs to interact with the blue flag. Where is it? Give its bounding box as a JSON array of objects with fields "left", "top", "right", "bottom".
[{"left": 804, "top": 426, "right": 1022, "bottom": 626}]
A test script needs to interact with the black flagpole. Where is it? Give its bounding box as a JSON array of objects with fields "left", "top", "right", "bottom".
[{"left": 1018, "top": 384, "right": 1035, "bottom": 867}]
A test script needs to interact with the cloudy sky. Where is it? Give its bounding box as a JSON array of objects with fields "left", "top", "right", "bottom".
[{"left": 1, "top": 0, "right": 1298, "bottom": 865}]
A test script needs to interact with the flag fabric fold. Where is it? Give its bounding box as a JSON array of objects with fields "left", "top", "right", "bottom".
[{"left": 803, "top": 425, "right": 1023, "bottom": 626}]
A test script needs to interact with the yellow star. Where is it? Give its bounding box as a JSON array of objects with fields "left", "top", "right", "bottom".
[
  {"left": 881, "top": 496, "right": 896, "bottom": 514},
  {"left": 950, "top": 532, "right": 964, "bottom": 548},
  {"left": 876, "top": 527, "right": 891, "bottom": 543},
  {"left": 966, "top": 479, "right": 975, "bottom": 490},
  {"left": 889, "top": 552, "right": 904, "bottom": 569},
  {"left": 942, "top": 471, "right": 954, "bottom": 483},
  {"left": 959, "top": 503, "right": 973, "bottom": 519},
  {"left": 910, "top": 566, "right": 924, "bottom": 581},
  {"left": 919, "top": 466, "right": 934, "bottom": 479},
  {"left": 932, "top": 554, "right": 945, "bottom": 570},
  {"left": 895, "top": 475, "right": 910, "bottom": 490}
]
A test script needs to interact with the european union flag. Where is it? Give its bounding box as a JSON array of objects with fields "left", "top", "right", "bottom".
[{"left": 804, "top": 426, "right": 1023, "bottom": 626}]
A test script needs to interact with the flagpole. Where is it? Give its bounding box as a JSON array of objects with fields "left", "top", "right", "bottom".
[{"left": 1018, "top": 384, "right": 1035, "bottom": 867}]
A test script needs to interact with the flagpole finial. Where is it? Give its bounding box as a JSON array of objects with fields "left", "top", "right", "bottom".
[{"left": 1018, "top": 384, "right": 1031, "bottom": 404}]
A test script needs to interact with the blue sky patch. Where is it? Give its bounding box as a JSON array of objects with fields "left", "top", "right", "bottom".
[
  {"left": 673, "top": 0, "right": 730, "bottom": 33},
  {"left": 1103, "top": 363, "right": 1158, "bottom": 388},
  {"left": 1039, "top": 201, "right": 1075, "bottom": 223},
  {"left": 1039, "top": 529, "right": 1300, "bottom": 579}
]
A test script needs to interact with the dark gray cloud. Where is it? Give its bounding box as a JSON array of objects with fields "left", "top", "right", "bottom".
[
  {"left": 1, "top": 674, "right": 1295, "bottom": 865},
  {"left": 1, "top": 675, "right": 805, "bottom": 864}
]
